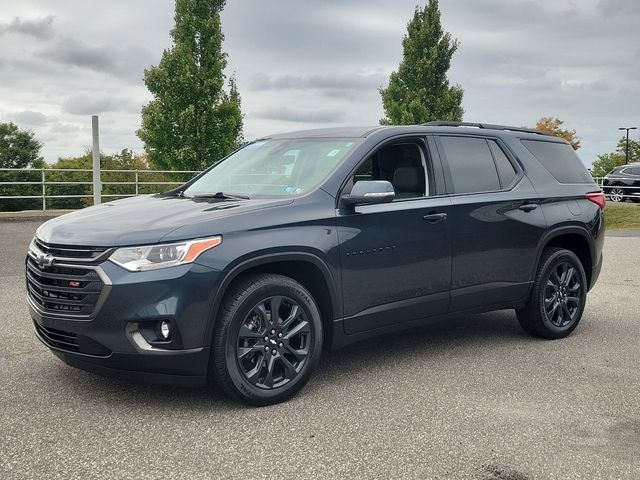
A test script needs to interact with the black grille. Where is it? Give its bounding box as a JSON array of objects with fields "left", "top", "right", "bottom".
[
  {"left": 34, "top": 238, "right": 109, "bottom": 261},
  {"left": 26, "top": 257, "right": 105, "bottom": 316},
  {"left": 34, "top": 323, "right": 79, "bottom": 352}
]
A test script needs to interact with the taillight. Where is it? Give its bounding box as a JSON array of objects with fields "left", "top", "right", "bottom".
[{"left": 586, "top": 192, "right": 606, "bottom": 209}]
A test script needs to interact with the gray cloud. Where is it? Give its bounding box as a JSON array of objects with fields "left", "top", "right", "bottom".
[
  {"left": 38, "top": 37, "right": 150, "bottom": 83},
  {"left": 62, "top": 93, "right": 135, "bottom": 115},
  {"left": 597, "top": 0, "right": 640, "bottom": 16},
  {"left": 7, "top": 110, "right": 48, "bottom": 126},
  {"left": 49, "top": 122, "right": 84, "bottom": 134},
  {"left": 0, "top": 15, "right": 54, "bottom": 39},
  {"left": 249, "top": 72, "right": 388, "bottom": 92},
  {"left": 0, "top": 0, "right": 639, "bottom": 166},
  {"left": 255, "top": 107, "right": 346, "bottom": 123}
]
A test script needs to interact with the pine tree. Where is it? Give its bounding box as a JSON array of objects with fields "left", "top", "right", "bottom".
[
  {"left": 138, "top": 0, "right": 243, "bottom": 171},
  {"left": 380, "top": 0, "right": 464, "bottom": 125}
]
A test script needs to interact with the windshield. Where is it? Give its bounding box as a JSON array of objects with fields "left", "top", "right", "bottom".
[{"left": 184, "top": 138, "right": 362, "bottom": 198}]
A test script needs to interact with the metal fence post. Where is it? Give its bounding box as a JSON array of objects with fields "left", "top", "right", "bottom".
[
  {"left": 135, "top": 170, "right": 139, "bottom": 195},
  {"left": 92, "top": 115, "right": 102, "bottom": 206},
  {"left": 41, "top": 168, "right": 46, "bottom": 211}
]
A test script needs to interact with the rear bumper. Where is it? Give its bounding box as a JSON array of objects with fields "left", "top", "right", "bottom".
[{"left": 589, "top": 250, "right": 603, "bottom": 292}]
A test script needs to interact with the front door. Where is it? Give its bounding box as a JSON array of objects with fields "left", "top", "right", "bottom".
[{"left": 336, "top": 138, "right": 452, "bottom": 334}]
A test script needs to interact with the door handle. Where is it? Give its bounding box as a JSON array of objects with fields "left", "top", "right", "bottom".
[
  {"left": 519, "top": 203, "right": 538, "bottom": 212},
  {"left": 423, "top": 212, "right": 447, "bottom": 224}
]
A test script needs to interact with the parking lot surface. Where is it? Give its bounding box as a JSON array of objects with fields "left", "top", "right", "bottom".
[{"left": 1, "top": 221, "right": 639, "bottom": 479}]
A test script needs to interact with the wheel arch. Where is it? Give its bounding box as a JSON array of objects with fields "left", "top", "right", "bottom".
[
  {"left": 205, "top": 252, "right": 341, "bottom": 350},
  {"left": 535, "top": 227, "right": 594, "bottom": 288}
]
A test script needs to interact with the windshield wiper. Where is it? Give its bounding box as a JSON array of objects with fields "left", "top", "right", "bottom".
[{"left": 191, "top": 192, "right": 251, "bottom": 200}]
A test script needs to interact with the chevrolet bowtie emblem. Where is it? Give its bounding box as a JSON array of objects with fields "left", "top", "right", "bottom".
[{"left": 36, "top": 252, "right": 55, "bottom": 269}]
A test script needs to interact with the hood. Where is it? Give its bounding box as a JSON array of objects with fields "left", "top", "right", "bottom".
[{"left": 36, "top": 194, "right": 292, "bottom": 247}]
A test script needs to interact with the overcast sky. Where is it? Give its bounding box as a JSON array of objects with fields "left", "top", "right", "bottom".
[{"left": 0, "top": 0, "right": 638, "bottom": 167}]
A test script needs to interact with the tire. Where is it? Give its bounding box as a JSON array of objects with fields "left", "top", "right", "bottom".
[
  {"left": 212, "top": 273, "right": 323, "bottom": 406},
  {"left": 516, "top": 248, "right": 587, "bottom": 339},
  {"left": 607, "top": 187, "right": 625, "bottom": 202}
]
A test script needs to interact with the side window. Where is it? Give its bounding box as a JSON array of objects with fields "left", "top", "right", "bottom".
[
  {"left": 352, "top": 142, "right": 430, "bottom": 199},
  {"left": 488, "top": 140, "right": 517, "bottom": 188},
  {"left": 353, "top": 157, "right": 373, "bottom": 182},
  {"left": 439, "top": 136, "right": 500, "bottom": 194},
  {"left": 628, "top": 167, "right": 640, "bottom": 176}
]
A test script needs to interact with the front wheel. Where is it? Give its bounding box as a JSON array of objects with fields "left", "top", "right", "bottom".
[
  {"left": 212, "top": 273, "right": 323, "bottom": 406},
  {"left": 517, "top": 248, "right": 587, "bottom": 339}
]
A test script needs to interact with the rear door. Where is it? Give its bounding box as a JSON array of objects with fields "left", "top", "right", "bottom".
[
  {"left": 433, "top": 134, "right": 547, "bottom": 312},
  {"left": 337, "top": 136, "right": 452, "bottom": 334},
  {"left": 620, "top": 165, "right": 640, "bottom": 200}
]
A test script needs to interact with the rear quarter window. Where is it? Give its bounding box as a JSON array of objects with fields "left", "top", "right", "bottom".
[{"left": 521, "top": 139, "right": 593, "bottom": 184}]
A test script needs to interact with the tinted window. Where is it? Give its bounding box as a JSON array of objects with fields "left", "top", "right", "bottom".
[
  {"left": 352, "top": 142, "right": 429, "bottom": 198},
  {"left": 488, "top": 140, "right": 517, "bottom": 187},
  {"left": 627, "top": 166, "right": 640, "bottom": 175},
  {"left": 521, "top": 140, "right": 593, "bottom": 183},
  {"left": 439, "top": 136, "right": 500, "bottom": 194}
]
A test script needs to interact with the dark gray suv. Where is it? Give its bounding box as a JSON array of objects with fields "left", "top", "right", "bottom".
[{"left": 28, "top": 122, "right": 605, "bottom": 405}]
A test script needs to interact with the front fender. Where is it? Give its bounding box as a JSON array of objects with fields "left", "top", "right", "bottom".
[{"left": 200, "top": 250, "right": 341, "bottom": 347}]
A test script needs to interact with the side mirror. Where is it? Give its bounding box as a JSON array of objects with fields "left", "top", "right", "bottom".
[{"left": 342, "top": 180, "right": 395, "bottom": 206}]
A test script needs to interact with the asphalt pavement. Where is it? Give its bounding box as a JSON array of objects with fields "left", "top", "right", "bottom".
[{"left": 1, "top": 221, "right": 639, "bottom": 479}]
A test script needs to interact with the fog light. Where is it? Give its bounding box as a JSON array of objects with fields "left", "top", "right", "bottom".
[{"left": 159, "top": 321, "right": 171, "bottom": 340}]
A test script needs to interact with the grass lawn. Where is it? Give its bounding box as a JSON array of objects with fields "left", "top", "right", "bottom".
[{"left": 605, "top": 202, "right": 640, "bottom": 230}]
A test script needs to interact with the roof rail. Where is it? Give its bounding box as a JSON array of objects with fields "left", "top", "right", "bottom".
[{"left": 422, "top": 121, "right": 551, "bottom": 136}]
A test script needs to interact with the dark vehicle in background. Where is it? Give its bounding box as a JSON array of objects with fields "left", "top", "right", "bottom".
[
  {"left": 28, "top": 122, "right": 605, "bottom": 406},
  {"left": 602, "top": 163, "right": 640, "bottom": 202}
]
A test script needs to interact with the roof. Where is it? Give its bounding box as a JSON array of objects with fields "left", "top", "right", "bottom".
[
  {"left": 261, "top": 122, "right": 561, "bottom": 142},
  {"left": 264, "top": 126, "right": 383, "bottom": 139}
]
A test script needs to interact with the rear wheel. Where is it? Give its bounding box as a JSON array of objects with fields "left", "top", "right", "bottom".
[
  {"left": 212, "top": 273, "right": 323, "bottom": 406},
  {"left": 607, "top": 187, "right": 625, "bottom": 202},
  {"left": 517, "top": 248, "right": 587, "bottom": 339}
]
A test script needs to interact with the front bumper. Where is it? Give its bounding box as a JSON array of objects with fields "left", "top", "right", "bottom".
[{"left": 29, "top": 258, "right": 223, "bottom": 386}]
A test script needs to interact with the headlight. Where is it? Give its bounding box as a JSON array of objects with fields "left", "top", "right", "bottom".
[{"left": 109, "top": 236, "right": 222, "bottom": 272}]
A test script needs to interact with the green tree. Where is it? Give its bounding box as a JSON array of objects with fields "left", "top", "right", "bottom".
[
  {"left": 380, "top": 0, "right": 464, "bottom": 125},
  {"left": 0, "top": 122, "right": 45, "bottom": 211},
  {"left": 591, "top": 152, "right": 626, "bottom": 178},
  {"left": 138, "top": 0, "right": 243, "bottom": 171},
  {"left": 616, "top": 136, "right": 640, "bottom": 163},
  {"left": 0, "top": 122, "right": 44, "bottom": 168}
]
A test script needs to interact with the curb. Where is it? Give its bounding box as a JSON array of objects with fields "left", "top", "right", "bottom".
[
  {"left": 0, "top": 210, "right": 74, "bottom": 222},
  {"left": 606, "top": 229, "right": 640, "bottom": 237}
]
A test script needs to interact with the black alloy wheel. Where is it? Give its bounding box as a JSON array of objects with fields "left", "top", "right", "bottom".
[
  {"left": 237, "top": 295, "right": 312, "bottom": 389},
  {"left": 212, "top": 273, "right": 323, "bottom": 406},
  {"left": 542, "top": 261, "right": 583, "bottom": 328},
  {"left": 517, "top": 247, "right": 587, "bottom": 339}
]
